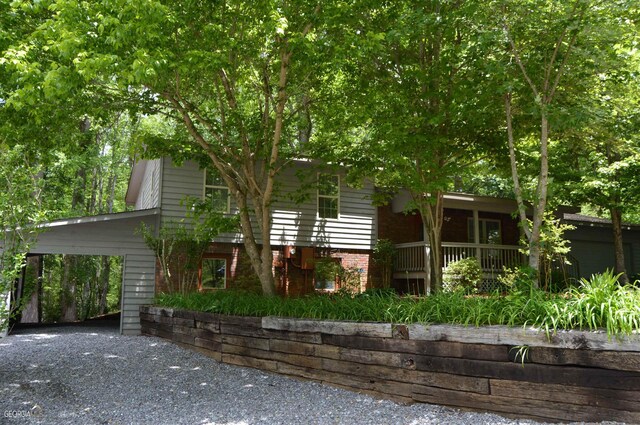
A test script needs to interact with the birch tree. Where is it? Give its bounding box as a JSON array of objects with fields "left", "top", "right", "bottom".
[{"left": 497, "top": 0, "right": 635, "bottom": 283}]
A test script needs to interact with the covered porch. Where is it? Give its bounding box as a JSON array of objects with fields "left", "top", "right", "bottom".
[
  {"left": 381, "top": 192, "right": 527, "bottom": 294},
  {"left": 394, "top": 241, "right": 526, "bottom": 293}
]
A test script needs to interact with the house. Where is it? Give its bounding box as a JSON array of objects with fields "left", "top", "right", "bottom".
[
  {"left": 4, "top": 157, "right": 639, "bottom": 335},
  {"left": 3, "top": 157, "right": 378, "bottom": 335},
  {"left": 127, "top": 157, "right": 379, "bottom": 297}
]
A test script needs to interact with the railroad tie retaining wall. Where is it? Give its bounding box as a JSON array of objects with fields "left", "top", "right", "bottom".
[{"left": 140, "top": 306, "right": 640, "bottom": 423}]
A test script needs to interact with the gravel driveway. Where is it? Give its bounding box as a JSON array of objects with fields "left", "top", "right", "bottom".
[{"left": 0, "top": 323, "right": 622, "bottom": 425}]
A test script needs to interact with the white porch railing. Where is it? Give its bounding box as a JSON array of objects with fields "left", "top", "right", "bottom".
[{"left": 394, "top": 242, "right": 526, "bottom": 275}]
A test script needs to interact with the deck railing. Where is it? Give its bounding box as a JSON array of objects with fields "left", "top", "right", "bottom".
[{"left": 394, "top": 241, "right": 526, "bottom": 274}]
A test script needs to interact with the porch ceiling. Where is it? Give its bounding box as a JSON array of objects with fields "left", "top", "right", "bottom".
[{"left": 391, "top": 191, "right": 526, "bottom": 215}]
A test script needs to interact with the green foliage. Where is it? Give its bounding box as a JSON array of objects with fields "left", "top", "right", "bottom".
[
  {"left": 337, "top": 266, "right": 363, "bottom": 296},
  {"left": 139, "top": 222, "right": 207, "bottom": 295},
  {"left": 498, "top": 266, "right": 538, "bottom": 294},
  {"left": 558, "top": 270, "right": 640, "bottom": 337},
  {"left": 0, "top": 145, "right": 47, "bottom": 329},
  {"left": 1, "top": 0, "right": 347, "bottom": 296},
  {"left": 139, "top": 202, "right": 238, "bottom": 295},
  {"left": 155, "top": 271, "right": 640, "bottom": 337},
  {"left": 372, "top": 239, "right": 396, "bottom": 289},
  {"left": 312, "top": 258, "right": 341, "bottom": 291},
  {"left": 519, "top": 213, "right": 576, "bottom": 290},
  {"left": 312, "top": 258, "right": 361, "bottom": 294},
  {"left": 442, "top": 257, "right": 483, "bottom": 294},
  {"left": 38, "top": 255, "right": 123, "bottom": 322}
]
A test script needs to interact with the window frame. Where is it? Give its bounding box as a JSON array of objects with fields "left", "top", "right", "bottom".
[
  {"left": 203, "top": 169, "right": 231, "bottom": 214},
  {"left": 467, "top": 217, "right": 502, "bottom": 245},
  {"left": 199, "top": 254, "right": 230, "bottom": 291},
  {"left": 317, "top": 173, "right": 340, "bottom": 220}
]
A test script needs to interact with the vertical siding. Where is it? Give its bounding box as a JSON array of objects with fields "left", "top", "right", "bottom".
[
  {"left": 135, "top": 159, "right": 161, "bottom": 210},
  {"left": 160, "top": 159, "right": 376, "bottom": 249},
  {"left": 566, "top": 225, "right": 640, "bottom": 279}
]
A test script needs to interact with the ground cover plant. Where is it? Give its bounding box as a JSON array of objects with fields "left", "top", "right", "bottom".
[{"left": 156, "top": 270, "right": 640, "bottom": 337}]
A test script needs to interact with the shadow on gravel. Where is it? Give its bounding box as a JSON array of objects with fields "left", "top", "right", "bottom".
[{"left": 8, "top": 313, "right": 120, "bottom": 336}]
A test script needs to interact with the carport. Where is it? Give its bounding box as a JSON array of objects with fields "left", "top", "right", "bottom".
[{"left": 18, "top": 208, "right": 159, "bottom": 335}]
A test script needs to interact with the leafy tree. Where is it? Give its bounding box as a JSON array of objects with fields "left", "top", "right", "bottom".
[
  {"left": 1, "top": 0, "right": 343, "bottom": 296},
  {"left": 0, "top": 145, "right": 46, "bottom": 330},
  {"left": 313, "top": 1, "right": 502, "bottom": 290},
  {"left": 496, "top": 0, "right": 638, "bottom": 284},
  {"left": 556, "top": 42, "right": 640, "bottom": 283}
]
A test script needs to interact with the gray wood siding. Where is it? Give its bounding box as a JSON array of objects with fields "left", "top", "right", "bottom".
[
  {"left": 160, "top": 157, "right": 203, "bottom": 223},
  {"left": 270, "top": 163, "right": 376, "bottom": 249},
  {"left": 135, "top": 159, "right": 161, "bottom": 210},
  {"left": 27, "top": 212, "right": 159, "bottom": 335},
  {"left": 566, "top": 225, "right": 640, "bottom": 279},
  {"left": 159, "top": 159, "right": 376, "bottom": 249}
]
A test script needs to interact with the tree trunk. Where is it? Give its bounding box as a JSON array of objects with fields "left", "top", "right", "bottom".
[
  {"left": 505, "top": 92, "right": 547, "bottom": 287},
  {"left": 98, "top": 256, "right": 111, "bottom": 315},
  {"left": 81, "top": 263, "right": 93, "bottom": 321},
  {"left": 417, "top": 191, "right": 444, "bottom": 292},
  {"left": 234, "top": 191, "right": 276, "bottom": 296},
  {"left": 60, "top": 254, "right": 77, "bottom": 322},
  {"left": 610, "top": 206, "right": 628, "bottom": 284}
]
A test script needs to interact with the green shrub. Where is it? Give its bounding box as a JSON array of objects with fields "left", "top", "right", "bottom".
[
  {"left": 372, "top": 239, "right": 396, "bottom": 289},
  {"left": 498, "top": 266, "right": 538, "bottom": 294},
  {"left": 154, "top": 271, "right": 640, "bottom": 336},
  {"left": 443, "top": 257, "right": 483, "bottom": 294}
]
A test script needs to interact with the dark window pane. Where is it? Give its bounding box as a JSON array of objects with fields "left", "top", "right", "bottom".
[
  {"left": 205, "top": 187, "right": 229, "bottom": 213},
  {"left": 318, "top": 174, "right": 339, "bottom": 196},
  {"left": 202, "top": 258, "right": 226, "bottom": 289},
  {"left": 318, "top": 197, "right": 338, "bottom": 219}
]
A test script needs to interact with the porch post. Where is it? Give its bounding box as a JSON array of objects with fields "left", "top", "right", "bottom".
[
  {"left": 423, "top": 221, "right": 431, "bottom": 295},
  {"left": 473, "top": 209, "right": 481, "bottom": 261},
  {"left": 424, "top": 244, "right": 431, "bottom": 295}
]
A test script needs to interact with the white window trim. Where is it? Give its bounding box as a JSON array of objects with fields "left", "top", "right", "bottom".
[
  {"left": 203, "top": 169, "right": 231, "bottom": 214},
  {"left": 317, "top": 173, "right": 340, "bottom": 220},
  {"left": 200, "top": 257, "right": 227, "bottom": 290}
]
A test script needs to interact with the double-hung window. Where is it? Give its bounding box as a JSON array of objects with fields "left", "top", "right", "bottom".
[
  {"left": 204, "top": 169, "right": 230, "bottom": 213},
  {"left": 317, "top": 174, "right": 340, "bottom": 219}
]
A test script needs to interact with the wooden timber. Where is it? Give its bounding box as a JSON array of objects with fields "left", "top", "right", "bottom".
[{"left": 140, "top": 306, "right": 640, "bottom": 423}]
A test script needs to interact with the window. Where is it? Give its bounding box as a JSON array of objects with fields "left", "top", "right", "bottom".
[
  {"left": 468, "top": 218, "right": 502, "bottom": 244},
  {"left": 203, "top": 169, "right": 230, "bottom": 213},
  {"left": 200, "top": 257, "right": 227, "bottom": 290},
  {"left": 317, "top": 174, "right": 339, "bottom": 219}
]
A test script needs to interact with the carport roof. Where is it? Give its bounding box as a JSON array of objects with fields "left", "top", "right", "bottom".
[{"left": 39, "top": 208, "right": 160, "bottom": 229}]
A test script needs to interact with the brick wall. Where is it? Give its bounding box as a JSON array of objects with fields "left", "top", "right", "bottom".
[
  {"left": 156, "top": 242, "right": 376, "bottom": 296},
  {"left": 378, "top": 205, "right": 423, "bottom": 244}
]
